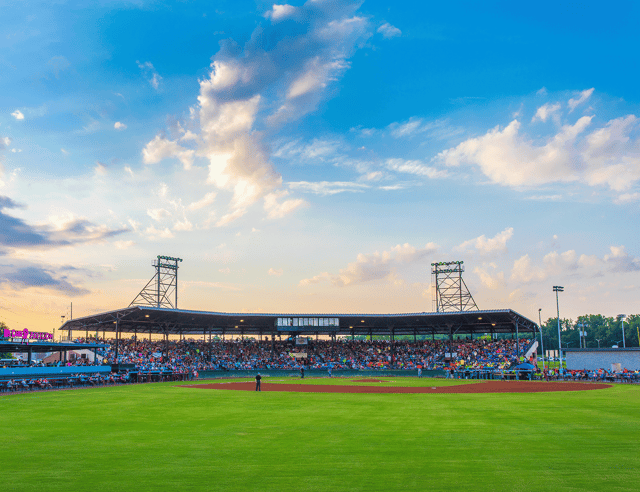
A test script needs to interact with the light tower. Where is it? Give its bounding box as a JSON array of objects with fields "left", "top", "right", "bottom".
[
  {"left": 618, "top": 314, "right": 626, "bottom": 348},
  {"left": 130, "top": 255, "right": 183, "bottom": 309},
  {"left": 431, "top": 261, "right": 478, "bottom": 312},
  {"left": 553, "top": 285, "right": 564, "bottom": 368}
]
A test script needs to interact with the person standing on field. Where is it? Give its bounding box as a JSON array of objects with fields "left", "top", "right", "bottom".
[{"left": 255, "top": 373, "right": 261, "bottom": 391}]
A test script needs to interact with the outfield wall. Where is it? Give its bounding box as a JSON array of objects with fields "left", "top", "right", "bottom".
[
  {"left": 565, "top": 348, "right": 640, "bottom": 371},
  {"left": 198, "top": 369, "right": 445, "bottom": 379}
]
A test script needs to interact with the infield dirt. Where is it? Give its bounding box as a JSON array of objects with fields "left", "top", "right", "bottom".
[{"left": 183, "top": 380, "right": 611, "bottom": 394}]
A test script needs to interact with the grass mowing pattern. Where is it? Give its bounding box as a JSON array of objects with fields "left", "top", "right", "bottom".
[{"left": 1, "top": 377, "right": 638, "bottom": 491}]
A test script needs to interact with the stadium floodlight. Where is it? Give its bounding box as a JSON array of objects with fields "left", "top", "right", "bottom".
[
  {"left": 553, "top": 286, "right": 564, "bottom": 373},
  {"left": 618, "top": 314, "right": 626, "bottom": 348}
]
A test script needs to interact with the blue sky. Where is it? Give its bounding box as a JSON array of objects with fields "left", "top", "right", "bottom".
[{"left": 1, "top": 0, "right": 640, "bottom": 331}]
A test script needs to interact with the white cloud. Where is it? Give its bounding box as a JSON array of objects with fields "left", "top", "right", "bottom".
[
  {"left": 144, "top": 225, "right": 174, "bottom": 239},
  {"left": 439, "top": 107, "right": 640, "bottom": 193},
  {"left": 299, "top": 271, "right": 331, "bottom": 286},
  {"left": 604, "top": 245, "right": 640, "bottom": 272},
  {"left": 142, "top": 135, "right": 195, "bottom": 170},
  {"left": 568, "top": 88, "right": 594, "bottom": 112},
  {"left": 286, "top": 57, "right": 347, "bottom": 100},
  {"left": 147, "top": 208, "right": 171, "bottom": 221},
  {"left": 532, "top": 102, "right": 561, "bottom": 123},
  {"left": 268, "top": 267, "right": 283, "bottom": 276},
  {"left": 173, "top": 219, "right": 193, "bottom": 231},
  {"left": 216, "top": 208, "right": 247, "bottom": 227},
  {"left": 187, "top": 192, "right": 216, "bottom": 211},
  {"left": 114, "top": 122, "right": 127, "bottom": 130},
  {"left": 288, "top": 180, "right": 369, "bottom": 196},
  {"left": 455, "top": 227, "right": 514, "bottom": 255},
  {"left": 525, "top": 194, "right": 563, "bottom": 201},
  {"left": 441, "top": 117, "right": 592, "bottom": 186},
  {"left": 474, "top": 265, "right": 505, "bottom": 290},
  {"left": 142, "top": 0, "right": 371, "bottom": 224},
  {"left": 614, "top": 192, "right": 640, "bottom": 204},
  {"left": 268, "top": 4, "right": 297, "bottom": 21},
  {"left": 11, "top": 110, "right": 24, "bottom": 120},
  {"left": 299, "top": 242, "right": 439, "bottom": 287},
  {"left": 388, "top": 118, "right": 425, "bottom": 138},
  {"left": 377, "top": 22, "right": 401, "bottom": 38},
  {"left": 387, "top": 118, "right": 461, "bottom": 140},
  {"left": 510, "top": 254, "right": 548, "bottom": 283},
  {"left": 127, "top": 219, "right": 141, "bottom": 232},
  {"left": 114, "top": 240, "right": 134, "bottom": 250},
  {"left": 509, "top": 245, "right": 640, "bottom": 284},
  {"left": 263, "top": 191, "right": 307, "bottom": 219},
  {"left": 150, "top": 73, "right": 161, "bottom": 90},
  {"left": 137, "top": 60, "right": 162, "bottom": 90},
  {"left": 94, "top": 161, "right": 108, "bottom": 176},
  {"left": 385, "top": 158, "right": 448, "bottom": 179},
  {"left": 1, "top": 137, "right": 10, "bottom": 149}
]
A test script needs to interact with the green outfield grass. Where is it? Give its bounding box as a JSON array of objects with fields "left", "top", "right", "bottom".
[{"left": 1, "top": 377, "right": 638, "bottom": 491}]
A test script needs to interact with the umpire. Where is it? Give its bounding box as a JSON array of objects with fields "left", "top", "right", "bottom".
[{"left": 255, "top": 373, "right": 262, "bottom": 391}]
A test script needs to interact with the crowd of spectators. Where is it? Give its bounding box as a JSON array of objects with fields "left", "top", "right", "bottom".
[
  {"left": 85, "top": 335, "right": 534, "bottom": 373},
  {"left": 4, "top": 335, "right": 640, "bottom": 385}
]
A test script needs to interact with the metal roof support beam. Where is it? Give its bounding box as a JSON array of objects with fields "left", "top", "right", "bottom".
[
  {"left": 115, "top": 318, "right": 120, "bottom": 363},
  {"left": 516, "top": 319, "right": 520, "bottom": 360}
]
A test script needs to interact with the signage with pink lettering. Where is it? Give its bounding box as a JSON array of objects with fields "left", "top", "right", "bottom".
[{"left": 3, "top": 329, "right": 53, "bottom": 341}]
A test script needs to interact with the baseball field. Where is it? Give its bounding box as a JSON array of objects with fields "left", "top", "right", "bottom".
[{"left": 2, "top": 377, "right": 639, "bottom": 491}]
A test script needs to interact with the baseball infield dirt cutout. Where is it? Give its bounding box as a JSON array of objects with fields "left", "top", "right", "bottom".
[{"left": 183, "top": 380, "right": 611, "bottom": 394}]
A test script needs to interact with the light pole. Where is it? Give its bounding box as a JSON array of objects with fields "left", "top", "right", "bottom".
[
  {"left": 60, "top": 315, "right": 65, "bottom": 343},
  {"left": 538, "top": 308, "right": 545, "bottom": 371},
  {"left": 577, "top": 321, "right": 588, "bottom": 349},
  {"left": 618, "top": 314, "right": 626, "bottom": 348},
  {"left": 553, "top": 286, "right": 564, "bottom": 369}
]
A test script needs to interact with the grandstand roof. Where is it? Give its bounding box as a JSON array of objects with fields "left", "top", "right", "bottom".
[{"left": 61, "top": 307, "right": 537, "bottom": 337}]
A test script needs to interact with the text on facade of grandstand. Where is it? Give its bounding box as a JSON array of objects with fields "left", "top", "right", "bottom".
[{"left": 3, "top": 329, "right": 53, "bottom": 340}]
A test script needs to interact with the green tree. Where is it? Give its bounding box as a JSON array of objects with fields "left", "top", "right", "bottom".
[{"left": 0, "top": 321, "right": 14, "bottom": 359}]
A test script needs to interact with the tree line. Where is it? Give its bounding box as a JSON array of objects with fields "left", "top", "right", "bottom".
[{"left": 539, "top": 314, "right": 640, "bottom": 350}]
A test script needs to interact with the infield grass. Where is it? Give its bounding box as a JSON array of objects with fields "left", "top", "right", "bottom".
[{"left": 1, "top": 377, "right": 638, "bottom": 491}]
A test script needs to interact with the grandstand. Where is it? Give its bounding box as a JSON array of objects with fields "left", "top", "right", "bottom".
[
  {"left": 2, "top": 256, "right": 546, "bottom": 389},
  {"left": 58, "top": 256, "right": 538, "bottom": 368}
]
